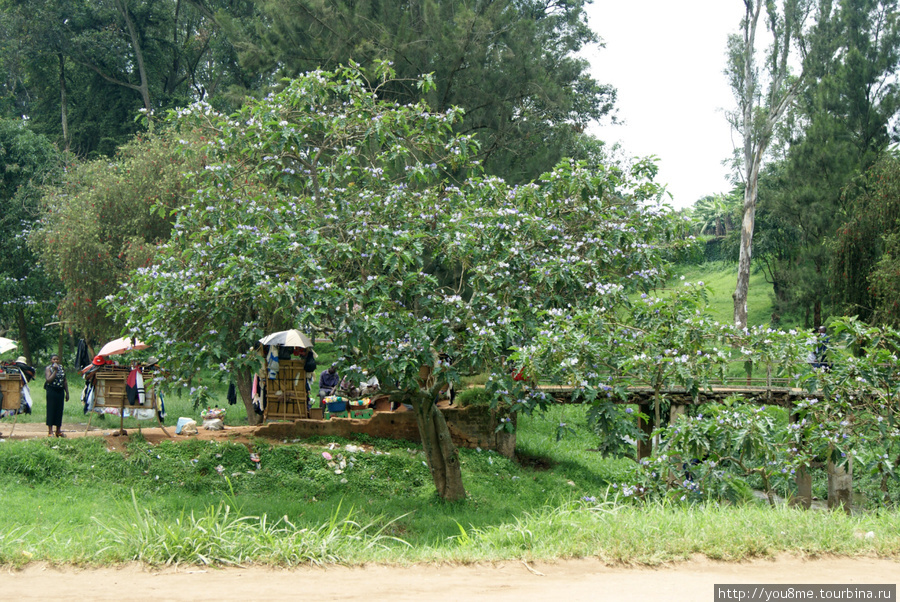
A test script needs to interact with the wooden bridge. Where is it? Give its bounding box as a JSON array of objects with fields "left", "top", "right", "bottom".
[
  {"left": 535, "top": 380, "right": 842, "bottom": 511},
  {"left": 544, "top": 384, "right": 817, "bottom": 408}
]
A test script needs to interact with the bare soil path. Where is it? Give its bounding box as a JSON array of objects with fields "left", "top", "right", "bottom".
[
  {"left": 0, "top": 420, "right": 262, "bottom": 449},
  {"left": 3, "top": 556, "right": 898, "bottom": 601}
]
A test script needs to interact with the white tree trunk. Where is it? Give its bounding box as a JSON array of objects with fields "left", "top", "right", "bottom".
[{"left": 730, "top": 0, "right": 813, "bottom": 328}]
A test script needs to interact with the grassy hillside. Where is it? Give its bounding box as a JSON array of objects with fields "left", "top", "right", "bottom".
[{"left": 675, "top": 262, "right": 787, "bottom": 329}]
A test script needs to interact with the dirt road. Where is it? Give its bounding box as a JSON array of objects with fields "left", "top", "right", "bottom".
[{"left": 3, "top": 556, "right": 898, "bottom": 601}]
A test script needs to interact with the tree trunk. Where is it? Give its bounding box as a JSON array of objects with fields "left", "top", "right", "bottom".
[
  {"left": 15, "top": 307, "right": 31, "bottom": 365},
  {"left": 59, "top": 53, "right": 69, "bottom": 152},
  {"left": 410, "top": 392, "right": 466, "bottom": 501},
  {"left": 733, "top": 147, "right": 763, "bottom": 329},
  {"left": 114, "top": 0, "right": 152, "bottom": 113},
  {"left": 637, "top": 402, "right": 653, "bottom": 461},
  {"left": 792, "top": 464, "right": 813, "bottom": 509},
  {"left": 235, "top": 366, "right": 261, "bottom": 426}
]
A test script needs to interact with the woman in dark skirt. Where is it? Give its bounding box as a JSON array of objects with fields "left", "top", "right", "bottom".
[{"left": 44, "top": 354, "right": 69, "bottom": 437}]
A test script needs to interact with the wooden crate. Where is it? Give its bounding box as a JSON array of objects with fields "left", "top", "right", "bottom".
[
  {"left": 0, "top": 373, "right": 22, "bottom": 411},
  {"left": 94, "top": 372, "right": 128, "bottom": 407}
]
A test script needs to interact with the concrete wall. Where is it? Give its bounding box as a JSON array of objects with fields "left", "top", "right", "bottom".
[{"left": 255, "top": 404, "right": 516, "bottom": 458}]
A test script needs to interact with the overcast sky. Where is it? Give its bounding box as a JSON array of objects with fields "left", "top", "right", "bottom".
[{"left": 581, "top": 1, "right": 745, "bottom": 208}]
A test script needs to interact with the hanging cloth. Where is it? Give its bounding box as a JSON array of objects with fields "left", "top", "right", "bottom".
[
  {"left": 267, "top": 345, "right": 280, "bottom": 379},
  {"left": 82, "top": 382, "right": 95, "bottom": 414},
  {"left": 227, "top": 382, "right": 237, "bottom": 405},
  {"left": 74, "top": 339, "right": 91, "bottom": 372},
  {"left": 126, "top": 367, "right": 145, "bottom": 405},
  {"left": 17, "top": 368, "right": 33, "bottom": 411}
]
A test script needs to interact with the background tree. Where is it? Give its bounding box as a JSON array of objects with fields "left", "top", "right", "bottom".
[
  {"left": 0, "top": 0, "right": 254, "bottom": 157},
  {"left": 690, "top": 192, "right": 741, "bottom": 237},
  {"left": 833, "top": 153, "right": 900, "bottom": 323},
  {"left": 757, "top": 0, "right": 900, "bottom": 327},
  {"left": 727, "top": 0, "right": 834, "bottom": 328},
  {"left": 0, "top": 118, "right": 63, "bottom": 364},
  {"left": 227, "top": 0, "right": 615, "bottom": 183},
  {"left": 32, "top": 127, "right": 204, "bottom": 348}
]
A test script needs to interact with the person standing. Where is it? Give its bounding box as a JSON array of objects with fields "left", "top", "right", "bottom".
[
  {"left": 44, "top": 354, "right": 69, "bottom": 437},
  {"left": 814, "top": 325, "right": 831, "bottom": 371}
]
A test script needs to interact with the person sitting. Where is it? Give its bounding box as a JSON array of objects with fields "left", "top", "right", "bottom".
[
  {"left": 318, "top": 364, "right": 339, "bottom": 400},
  {"left": 359, "top": 373, "right": 380, "bottom": 396},
  {"left": 340, "top": 376, "right": 359, "bottom": 398}
]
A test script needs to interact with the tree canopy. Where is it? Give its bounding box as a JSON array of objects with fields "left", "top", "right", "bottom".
[
  {"left": 105, "top": 65, "right": 685, "bottom": 499},
  {"left": 0, "top": 118, "right": 63, "bottom": 363},
  {"left": 33, "top": 127, "right": 205, "bottom": 347}
]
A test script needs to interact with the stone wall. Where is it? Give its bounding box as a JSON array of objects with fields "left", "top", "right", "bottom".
[{"left": 255, "top": 404, "right": 516, "bottom": 458}]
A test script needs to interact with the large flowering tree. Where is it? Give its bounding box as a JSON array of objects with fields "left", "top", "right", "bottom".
[{"left": 107, "top": 65, "right": 690, "bottom": 500}]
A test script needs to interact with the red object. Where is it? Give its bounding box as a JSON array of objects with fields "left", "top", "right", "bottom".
[
  {"left": 92, "top": 355, "right": 106, "bottom": 366},
  {"left": 513, "top": 369, "right": 525, "bottom": 382}
]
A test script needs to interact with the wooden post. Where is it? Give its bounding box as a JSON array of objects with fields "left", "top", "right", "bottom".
[
  {"left": 788, "top": 409, "right": 812, "bottom": 509},
  {"left": 669, "top": 403, "right": 686, "bottom": 425},
  {"left": 827, "top": 455, "right": 853, "bottom": 514},
  {"left": 637, "top": 402, "right": 653, "bottom": 461},
  {"left": 792, "top": 465, "right": 812, "bottom": 509}
]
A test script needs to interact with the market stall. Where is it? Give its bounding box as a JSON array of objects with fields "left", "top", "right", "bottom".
[
  {"left": 82, "top": 337, "right": 170, "bottom": 436},
  {"left": 257, "top": 329, "right": 314, "bottom": 421},
  {"left": 0, "top": 370, "right": 24, "bottom": 436},
  {"left": 0, "top": 349, "right": 34, "bottom": 437}
]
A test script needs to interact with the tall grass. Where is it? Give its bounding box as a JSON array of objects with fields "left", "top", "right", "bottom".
[
  {"left": 95, "top": 491, "right": 405, "bottom": 566},
  {"left": 446, "top": 497, "right": 900, "bottom": 563}
]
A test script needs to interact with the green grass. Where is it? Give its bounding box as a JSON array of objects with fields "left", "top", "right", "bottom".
[{"left": 1, "top": 405, "right": 899, "bottom": 566}]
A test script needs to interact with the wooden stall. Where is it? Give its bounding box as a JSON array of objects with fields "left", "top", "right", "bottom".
[
  {"left": 0, "top": 372, "right": 23, "bottom": 436},
  {"left": 264, "top": 358, "right": 308, "bottom": 421},
  {"left": 86, "top": 365, "right": 170, "bottom": 436}
]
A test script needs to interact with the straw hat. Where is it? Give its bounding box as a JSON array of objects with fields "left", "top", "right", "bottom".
[{"left": 15, "top": 356, "right": 27, "bottom": 364}]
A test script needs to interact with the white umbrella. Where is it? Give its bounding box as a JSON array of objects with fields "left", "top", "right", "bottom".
[
  {"left": 259, "top": 329, "right": 313, "bottom": 348},
  {"left": 0, "top": 337, "right": 17, "bottom": 355},
  {"left": 98, "top": 336, "right": 148, "bottom": 356}
]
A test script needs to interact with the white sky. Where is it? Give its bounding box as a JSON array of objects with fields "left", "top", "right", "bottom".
[{"left": 582, "top": 1, "right": 745, "bottom": 209}]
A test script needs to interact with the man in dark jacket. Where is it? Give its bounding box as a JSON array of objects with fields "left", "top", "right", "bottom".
[{"left": 318, "top": 364, "right": 339, "bottom": 399}]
